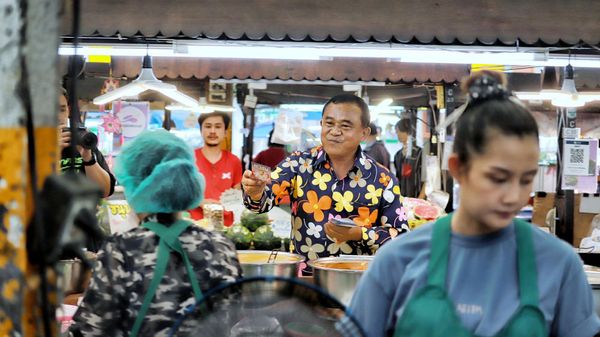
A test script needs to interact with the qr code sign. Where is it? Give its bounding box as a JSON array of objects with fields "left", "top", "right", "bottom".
[{"left": 569, "top": 148, "right": 584, "bottom": 164}]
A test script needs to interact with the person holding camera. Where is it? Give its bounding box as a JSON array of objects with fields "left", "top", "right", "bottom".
[{"left": 59, "top": 92, "right": 115, "bottom": 198}]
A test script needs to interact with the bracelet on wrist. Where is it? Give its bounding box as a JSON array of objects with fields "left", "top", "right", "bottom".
[{"left": 83, "top": 153, "right": 97, "bottom": 166}]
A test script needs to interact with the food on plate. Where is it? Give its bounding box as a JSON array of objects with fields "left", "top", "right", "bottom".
[{"left": 402, "top": 197, "right": 445, "bottom": 229}]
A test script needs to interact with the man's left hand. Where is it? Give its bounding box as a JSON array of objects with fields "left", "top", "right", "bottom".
[
  {"left": 79, "top": 146, "right": 93, "bottom": 162},
  {"left": 324, "top": 222, "right": 362, "bottom": 242}
]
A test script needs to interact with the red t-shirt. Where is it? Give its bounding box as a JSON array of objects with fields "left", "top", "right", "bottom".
[{"left": 189, "top": 148, "right": 242, "bottom": 222}]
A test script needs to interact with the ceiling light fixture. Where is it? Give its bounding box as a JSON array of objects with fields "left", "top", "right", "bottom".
[
  {"left": 92, "top": 55, "right": 198, "bottom": 107},
  {"left": 59, "top": 42, "right": 600, "bottom": 69},
  {"left": 515, "top": 64, "right": 600, "bottom": 108}
]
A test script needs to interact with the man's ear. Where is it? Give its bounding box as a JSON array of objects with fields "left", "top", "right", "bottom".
[
  {"left": 447, "top": 153, "right": 465, "bottom": 183},
  {"left": 360, "top": 126, "right": 370, "bottom": 141}
]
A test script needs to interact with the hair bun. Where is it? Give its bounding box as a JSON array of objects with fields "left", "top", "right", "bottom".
[{"left": 467, "top": 74, "right": 509, "bottom": 103}]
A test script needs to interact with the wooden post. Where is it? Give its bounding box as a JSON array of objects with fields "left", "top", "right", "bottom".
[{"left": 0, "top": 0, "right": 60, "bottom": 335}]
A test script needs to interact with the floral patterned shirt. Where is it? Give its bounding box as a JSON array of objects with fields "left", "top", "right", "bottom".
[{"left": 243, "top": 145, "right": 409, "bottom": 261}]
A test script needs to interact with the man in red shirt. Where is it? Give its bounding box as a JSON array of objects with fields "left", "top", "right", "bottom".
[{"left": 189, "top": 111, "right": 242, "bottom": 221}]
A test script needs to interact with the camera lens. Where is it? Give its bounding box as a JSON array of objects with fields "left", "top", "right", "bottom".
[{"left": 80, "top": 132, "right": 98, "bottom": 150}]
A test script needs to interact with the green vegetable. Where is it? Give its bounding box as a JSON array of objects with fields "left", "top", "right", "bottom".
[
  {"left": 225, "top": 224, "right": 253, "bottom": 250},
  {"left": 240, "top": 210, "right": 269, "bottom": 232},
  {"left": 253, "top": 225, "right": 282, "bottom": 251}
]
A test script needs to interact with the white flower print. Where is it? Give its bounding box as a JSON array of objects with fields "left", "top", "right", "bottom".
[
  {"left": 300, "top": 237, "right": 325, "bottom": 260},
  {"left": 380, "top": 215, "right": 391, "bottom": 227},
  {"left": 282, "top": 157, "right": 299, "bottom": 169},
  {"left": 292, "top": 216, "right": 303, "bottom": 241},
  {"left": 306, "top": 222, "right": 323, "bottom": 238},
  {"left": 383, "top": 189, "right": 395, "bottom": 203},
  {"left": 359, "top": 156, "right": 372, "bottom": 170},
  {"left": 348, "top": 170, "right": 367, "bottom": 188},
  {"left": 298, "top": 157, "right": 313, "bottom": 174},
  {"left": 327, "top": 240, "right": 353, "bottom": 255}
]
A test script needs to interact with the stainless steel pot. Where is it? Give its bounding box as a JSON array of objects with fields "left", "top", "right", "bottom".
[
  {"left": 307, "top": 255, "right": 373, "bottom": 306},
  {"left": 237, "top": 250, "right": 304, "bottom": 278},
  {"left": 57, "top": 253, "right": 96, "bottom": 295},
  {"left": 57, "top": 259, "right": 89, "bottom": 295}
]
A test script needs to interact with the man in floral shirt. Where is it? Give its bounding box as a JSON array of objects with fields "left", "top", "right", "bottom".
[{"left": 242, "top": 94, "right": 409, "bottom": 268}]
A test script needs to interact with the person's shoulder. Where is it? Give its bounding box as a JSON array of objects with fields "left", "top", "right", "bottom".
[
  {"left": 222, "top": 150, "right": 242, "bottom": 163},
  {"left": 529, "top": 224, "right": 581, "bottom": 267},
  {"left": 194, "top": 147, "right": 204, "bottom": 159},
  {"left": 376, "top": 222, "right": 433, "bottom": 262}
]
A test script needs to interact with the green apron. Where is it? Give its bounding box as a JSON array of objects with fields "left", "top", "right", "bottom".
[
  {"left": 130, "top": 219, "right": 204, "bottom": 337},
  {"left": 393, "top": 214, "right": 547, "bottom": 337}
]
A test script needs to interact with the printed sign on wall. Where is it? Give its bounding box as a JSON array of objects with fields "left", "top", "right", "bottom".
[{"left": 113, "top": 101, "right": 149, "bottom": 140}]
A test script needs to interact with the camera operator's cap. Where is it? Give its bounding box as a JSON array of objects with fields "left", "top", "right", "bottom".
[{"left": 114, "top": 129, "right": 205, "bottom": 214}]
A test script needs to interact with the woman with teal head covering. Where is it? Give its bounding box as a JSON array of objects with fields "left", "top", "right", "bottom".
[{"left": 70, "top": 130, "right": 242, "bottom": 337}]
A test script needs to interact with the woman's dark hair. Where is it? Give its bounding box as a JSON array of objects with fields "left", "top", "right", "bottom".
[
  {"left": 395, "top": 118, "right": 412, "bottom": 135},
  {"left": 198, "top": 111, "right": 231, "bottom": 130},
  {"left": 453, "top": 70, "right": 539, "bottom": 164},
  {"left": 322, "top": 94, "right": 370, "bottom": 128}
]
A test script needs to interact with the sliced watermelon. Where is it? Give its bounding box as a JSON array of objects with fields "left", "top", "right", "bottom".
[{"left": 414, "top": 204, "right": 440, "bottom": 220}]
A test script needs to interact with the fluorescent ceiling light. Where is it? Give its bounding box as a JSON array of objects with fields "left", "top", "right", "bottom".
[
  {"left": 59, "top": 42, "right": 600, "bottom": 69},
  {"left": 165, "top": 97, "right": 234, "bottom": 113},
  {"left": 377, "top": 98, "right": 393, "bottom": 107},
  {"left": 93, "top": 55, "right": 197, "bottom": 106}
]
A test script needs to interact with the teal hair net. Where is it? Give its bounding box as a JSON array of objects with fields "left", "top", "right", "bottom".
[{"left": 114, "top": 129, "right": 204, "bottom": 214}]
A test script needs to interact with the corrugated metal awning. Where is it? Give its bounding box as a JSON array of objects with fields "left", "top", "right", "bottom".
[
  {"left": 104, "top": 56, "right": 469, "bottom": 83},
  {"left": 62, "top": 0, "right": 600, "bottom": 46}
]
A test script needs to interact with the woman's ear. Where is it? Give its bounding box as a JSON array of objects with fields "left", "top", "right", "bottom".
[{"left": 447, "top": 153, "right": 465, "bottom": 183}]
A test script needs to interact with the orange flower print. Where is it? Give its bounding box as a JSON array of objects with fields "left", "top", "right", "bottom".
[
  {"left": 354, "top": 206, "right": 378, "bottom": 228},
  {"left": 379, "top": 172, "right": 391, "bottom": 186},
  {"left": 302, "top": 190, "right": 332, "bottom": 222},
  {"left": 272, "top": 181, "right": 290, "bottom": 204}
]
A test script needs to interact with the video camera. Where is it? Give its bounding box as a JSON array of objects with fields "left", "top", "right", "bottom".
[{"left": 62, "top": 125, "right": 98, "bottom": 150}]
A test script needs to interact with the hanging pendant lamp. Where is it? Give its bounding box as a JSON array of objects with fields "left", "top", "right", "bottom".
[
  {"left": 515, "top": 64, "right": 600, "bottom": 108},
  {"left": 93, "top": 55, "right": 198, "bottom": 107}
]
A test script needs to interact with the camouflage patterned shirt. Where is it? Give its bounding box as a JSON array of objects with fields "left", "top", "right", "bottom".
[{"left": 69, "top": 224, "right": 242, "bottom": 337}]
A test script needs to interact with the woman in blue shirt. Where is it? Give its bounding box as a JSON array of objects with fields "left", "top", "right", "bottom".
[{"left": 350, "top": 70, "right": 600, "bottom": 337}]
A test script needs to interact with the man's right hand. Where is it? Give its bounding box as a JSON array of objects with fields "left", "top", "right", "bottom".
[
  {"left": 242, "top": 170, "right": 268, "bottom": 201},
  {"left": 59, "top": 126, "right": 71, "bottom": 150}
]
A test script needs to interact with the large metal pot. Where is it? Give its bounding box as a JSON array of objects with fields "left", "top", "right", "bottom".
[
  {"left": 57, "top": 259, "right": 91, "bottom": 295},
  {"left": 237, "top": 250, "right": 304, "bottom": 278},
  {"left": 308, "top": 255, "right": 372, "bottom": 306}
]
